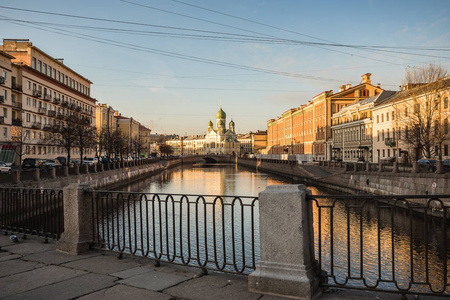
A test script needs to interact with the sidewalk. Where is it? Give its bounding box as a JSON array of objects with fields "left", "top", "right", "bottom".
[{"left": 0, "top": 235, "right": 428, "bottom": 300}]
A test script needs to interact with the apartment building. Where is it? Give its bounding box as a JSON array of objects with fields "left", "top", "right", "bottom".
[
  {"left": 0, "top": 39, "right": 96, "bottom": 164},
  {"left": 373, "top": 78, "right": 450, "bottom": 162},
  {"left": 139, "top": 124, "right": 152, "bottom": 157},
  {"left": 267, "top": 73, "right": 384, "bottom": 161},
  {"left": 331, "top": 91, "right": 396, "bottom": 162}
]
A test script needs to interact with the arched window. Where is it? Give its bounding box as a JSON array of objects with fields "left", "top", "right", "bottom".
[{"left": 445, "top": 97, "right": 449, "bottom": 109}]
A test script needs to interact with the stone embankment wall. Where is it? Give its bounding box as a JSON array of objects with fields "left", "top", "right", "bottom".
[
  {"left": 21, "top": 161, "right": 167, "bottom": 190},
  {"left": 237, "top": 158, "right": 450, "bottom": 195}
]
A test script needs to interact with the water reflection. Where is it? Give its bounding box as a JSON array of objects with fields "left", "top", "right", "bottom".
[{"left": 105, "top": 165, "right": 449, "bottom": 294}]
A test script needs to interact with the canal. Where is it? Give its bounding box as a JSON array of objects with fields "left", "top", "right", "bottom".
[{"left": 102, "top": 163, "right": 449, "bottom": 295}]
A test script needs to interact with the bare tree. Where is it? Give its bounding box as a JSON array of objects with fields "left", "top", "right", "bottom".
[
  {"left": 394, "top": 63, "right": 449, "bottom": 160},
  {"left": 47, "top": 114, "right": 77, "bottom": 164},
  {"left": 159, "top": 144, "right": 173, "bottom": 157},
  {"left": 73, "top": 115, "right": 96, "bottom": 163}
]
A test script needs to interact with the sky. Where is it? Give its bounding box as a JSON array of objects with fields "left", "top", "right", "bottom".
[{"left": 1, "top": 0, "right": 449, "bottom": 135}]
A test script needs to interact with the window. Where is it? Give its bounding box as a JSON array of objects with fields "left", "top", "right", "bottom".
[
  {"left": 382, "top": 149, "right": 385, "bottom": 157},
  {"left": 37, "top": 60, "right": 42, "bottom": 72},
  {"left": 377, "top": 130, "right": 380, "bottom": 141},
  {"left": 445, "top": 97, "right": 449, "bottom": 109},
  {"left": 405, "top": 107, "right": 408, "bottom": 116},
  {"left": 381, "top": 114, "right": 384, "bottom": 122},
  {"left": 27, "top": 97, "right": 31, "bottom": 106},
  {"left": 386, "top": 112, "right": 389, "bottom": 122},
  {"left": 3, "top": 108, "right": 7, "bottom": 117},
  {"left": 382, "top": 129, "right": 385, "bottom": 141},
  {"left": 2, "top": 89, "right": 6, "bottom": 100},
  {"left": 27, "top": 81, "right": 31, "bottom": 90},
  {"left": 445, "top": 118, "right": 449, "bottom": 134},
  {"left": 31, "top": 57, "right": 36, "bottom": 69},
  {"left": 435, "top": 120, "right": 439, "bottom": 135},
  {"left": 392, "top": 111, "right": 395, "bottom": 120},
  {"left": 387, "top": 149, "right": 390, "bottom": 157},
  {"left": 445, "top": 145, "right": 449, "bottom": 156},
  {"left": 33, "top": 99, "right": 37, "bottom": 108},
  {"left": 377, "top": 115, "right": 379, "bottom": 123},
  {"left": 26, "top": 113, "right": 30, "bottom": 122},
  {"left": 2, "top": 71, "right": 6, "bottom": 81},
  {"left": 3, "top": 128, "right": 6, "bottom": 137},
  {"left": 43, "top": 63, "right": 47, "bottom": 75},
  {"left": 53, "top": 69, "right": 56, "bottom": 79}
]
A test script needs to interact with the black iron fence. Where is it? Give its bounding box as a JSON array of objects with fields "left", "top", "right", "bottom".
[
  {"left": 0, "top": 188, "right": 64, "bottom": 241},
  {"left": 308, "top": 194, "right": 450, "bottom": 297},
  {"left": 89, "top": 191, "right": 259, "bottom": 274}
]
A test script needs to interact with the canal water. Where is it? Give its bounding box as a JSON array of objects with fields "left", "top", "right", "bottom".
[{"left": 105, "top": 163, "right": 449, "bottom": 294}]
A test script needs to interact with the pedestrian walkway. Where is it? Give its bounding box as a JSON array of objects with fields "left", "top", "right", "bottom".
[{"left": 0, "top": 235, "right": 428, "bottom": 299}]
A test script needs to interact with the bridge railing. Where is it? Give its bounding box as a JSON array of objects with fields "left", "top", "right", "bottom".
[
  {"left": 308, "top": 193, "right": 450, "bottom": 297},
  {"left": 89, "top": 190, "right": 259, "bottom": 275},
  {"left": 0, "top": 187, "right": 64, "bottom": 241}
]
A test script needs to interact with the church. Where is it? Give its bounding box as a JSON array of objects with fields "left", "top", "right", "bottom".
[{"left": 204, "top": 106, "right": 239, "bottom": 155}]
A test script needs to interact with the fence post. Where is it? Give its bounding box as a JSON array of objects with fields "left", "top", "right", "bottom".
[
  {"left": 56, "top": 183, "right": 93, "bottom": 254},
  {"left": 33, "top": 168, "right": 40, "bottom": 181},
  {"left": 248, "top": 185, "right": 321, "bottom": 299},
  {"left": 12, "top": 170, "right": 21, "bottom": 184}
]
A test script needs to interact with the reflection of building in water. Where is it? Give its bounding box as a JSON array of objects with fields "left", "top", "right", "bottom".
[{"left": 311, "top": 195, "right": 449, "bottom": 293}]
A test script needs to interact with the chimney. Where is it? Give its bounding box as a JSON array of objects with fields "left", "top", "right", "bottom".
[
  {"left": 339, "top": 85, "right": 346, "bottom": 92},
  {"left": 55, "top": 58, "right": 64, "bottom": 64},
  {"left": 377, "top": 83, "right": 381, "bottom": 88},
  {"left": 345, "top": 84, "right": 352, "bottom": 90},
  {"left": 361, "top": 73, "right": 372, "bottom": 84}
]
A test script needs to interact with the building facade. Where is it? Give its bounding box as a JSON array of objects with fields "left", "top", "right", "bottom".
[
  {"left": 267, "top": 73, "right": 384, "bottom": 161},
  {"left": 0, "top": 39, "right": 96, "bottom": 164}
]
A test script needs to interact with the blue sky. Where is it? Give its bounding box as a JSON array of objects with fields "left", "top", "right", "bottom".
[{"left": 1, "top": 0, "right": 449, "bottom": 135}]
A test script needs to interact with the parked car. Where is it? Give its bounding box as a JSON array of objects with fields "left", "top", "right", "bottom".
[
  {"left": 70, "top": 159, "right": 81, "bottom": 166},
  {"left": 56, "top": 156, "right": 68, "bottom": 166},
  {"left": 0, "top": 161, "right": 11, "bottom": 173},
  {"left": 417, "top": 159, "right": 437, "bottom": 172},
  {"left": 443, "top": 159, "right": 450, "bottom": 171},
  {"left": 22, "top": 158, "right": 44, "bottom": 170},
  {"left": 42, "top": 159, "right": 62, "bottom": 168},
  {"left": 82, "top": 158, "right": 98, "bottom": 166}
]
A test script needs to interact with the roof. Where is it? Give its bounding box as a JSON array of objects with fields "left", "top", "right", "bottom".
[{"left": 374, "top": 78, "right": 450, "bottom": 107}]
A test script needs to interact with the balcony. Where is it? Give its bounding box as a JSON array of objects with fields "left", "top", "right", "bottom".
[
  {"left": 47, "top": 110, "right": 56, "bottom": 117},
  {"left": 75, "top": 106, "right": 82, "bottom": 112},
  {"left": 38, "top": 107, "right": 47, "bottom": 115},
  {"left": 0, "top": 77, "right": 5, "bottom": 85},
  {"left": 61, "top": 101, "right": 69, "bottom": 107},
  {"left": 385, "top": 138, "right": 396, "bottom": 147},
  {"left": 43, "top": 94, "right": 52, "bottom": 101},
  {"left": 32, "top": 90, "right": 42, "bottom": 98},
  {"left": 0, "top": 116, "right": 4, "bottom": 124},
  {"left": 43, "top": 124, "right": 52, "bottom": 131},
  {"left": 69, "top": 103, "right": 76, "bottom": 110},
  {"left": 12, "top": 101, "right": 22, "bottom": 109},
  {"left": 31, "top": 122, "right": 42, "bottom": 129},
  {"left": 12, "top": 84, "right": 22, "bottom": 92},
  {"left": 57, "top": 113, "right": 65, "bottom": 119},
  {"left": 12, "top": 119, "right": 22, "bottom": 126},
  {"left": 0, "top": 96, "right": 4, "bottom": 103},
  {"left": 53, "top": 97, "right": 60, "bottom": 104}
]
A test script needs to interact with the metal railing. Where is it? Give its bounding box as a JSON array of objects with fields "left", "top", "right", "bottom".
[
  {"left": 90, "top": 191, "right": 259, "bottom": 274},
  {"left": 308, "top": 194, "right": 450, "bottom": 297},
  {"left": 0, "top": 188, "right": 64, "bottom": 241}
]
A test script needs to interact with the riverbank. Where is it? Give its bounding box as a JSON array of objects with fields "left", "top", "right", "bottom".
[{"left": 237, "top": 158, "right": 450, "bottom": 196}]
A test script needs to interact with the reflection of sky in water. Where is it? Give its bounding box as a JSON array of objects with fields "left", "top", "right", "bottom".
[
  {"left": 134, "top": 165, "right": 289, "bottom": 196},
  {"left": 111, "top": 165, "right": 449, "bottom": 294}
]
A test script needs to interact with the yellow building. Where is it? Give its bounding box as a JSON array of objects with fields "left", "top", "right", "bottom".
[
  {"left": 96, "top": 103, "right": 117, "bottom": 133},
  {"left": 139, "top": 124, "right": 152, "bottom": 158}
]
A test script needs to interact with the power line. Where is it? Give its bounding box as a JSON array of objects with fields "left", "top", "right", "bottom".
[{"left": 2, "top": 17, "right": 353, "bottom": 83}]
